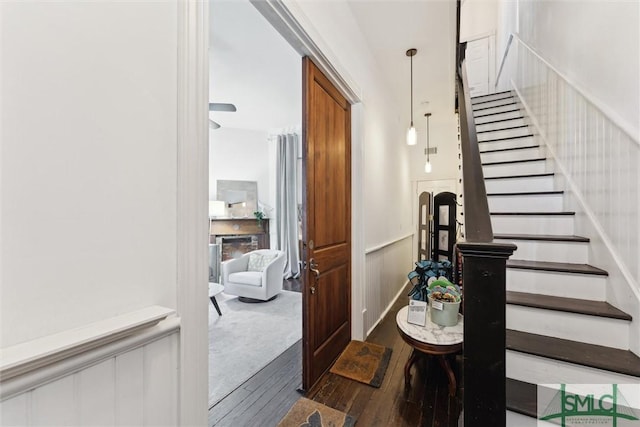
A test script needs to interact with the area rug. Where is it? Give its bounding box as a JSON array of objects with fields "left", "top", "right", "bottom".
[
  {"left": 208, "top": 290, "right": 302, "bottom": 407},
  {"left": 329, "top": 340, "right": 392, "bottom": 388},
  {"left": 277, "top": 397, "right": 356, "bottom": 427}
]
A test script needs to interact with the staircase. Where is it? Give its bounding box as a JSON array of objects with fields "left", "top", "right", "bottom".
[{"left": 470, "top": 91, "right": 640, "bottom": 425}]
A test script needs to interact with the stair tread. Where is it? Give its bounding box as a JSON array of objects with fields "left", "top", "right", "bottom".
[
  {"left": 487, "top": 190, "right": 563, "bottom": 196},
  {"left": 494, "top": 233, "right": 589, "bottom": 242},
  {"left": 477, "top": 124, "right": 529, "bottom": 134},
  {"left": 479, "top": 134, "right": 536, "bottom": 144},
  {"left": 507, "top": 329, "right": 640, "bottom": 378},
  {"left": 507, "top": 259, "right": 608, "bottom": 276},
  {"left": 485, "top": 172, "right": 555, "bottom": 180},
  {"left": 507, "top": 291, "right": 631, "bottom": 320},
  {"left": 506, "top": 378, "right": 537, "bottom": 418},
  {"left": 482, "top": 157, "right": 546, "bottom": 166},
  {"left": 491, "top": 211, "right": 575, "bottom": 215},
  {"left": 474, "top": 107, "right": 521, "bottom": 118},
  {"left": 475, "top": 116, "right": 525, "bottom": 126},
  {"left": 480, "top": 144, "right": 539, "bottom": 154},
  {"left": 473, "top": 101, "right": 518, "bottom": 112},
  {"left": 471, "top": 90, "right": 513, "bottom": 101}
]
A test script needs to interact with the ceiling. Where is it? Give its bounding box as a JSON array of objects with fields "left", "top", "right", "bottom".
[
  {"left": 209, "top": 0, "right": 301, "bottom": 132},
  {"left": 209, "top": 0, "right": 457, "bottom": 135}
]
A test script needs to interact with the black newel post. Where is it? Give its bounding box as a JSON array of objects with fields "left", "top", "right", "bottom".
[{"left": 457, "top": 242, "right": 516, "bottom": 427}]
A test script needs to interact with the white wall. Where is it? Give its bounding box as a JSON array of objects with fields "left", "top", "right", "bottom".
[
  {"left": 460, "top": 0, "right": 498, "bottom": 42},
  {"left": 209, "top": 128, "right": 270, "bottom": 202},
  {"left": 516, "top": 0, "right": 639, "bottom": 140},
  {"left": 0, "top": 1, "right": 197, "bottom": 423},
  {"left": 1, "top": 0, "right": 178, "bottom": 348}
]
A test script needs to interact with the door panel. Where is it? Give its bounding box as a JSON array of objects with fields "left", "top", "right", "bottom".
[{"left": 302, "top": 57, "right": 351, "bottom": 390}]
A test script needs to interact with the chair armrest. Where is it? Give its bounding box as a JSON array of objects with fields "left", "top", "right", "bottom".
[
  {"left": 262, "top": 251, "right": 286, "bottom": 290},
  {"left": 221, "top": 255, "right": 249, "bottom": 284}
]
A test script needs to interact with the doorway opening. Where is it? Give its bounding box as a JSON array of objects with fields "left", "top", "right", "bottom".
[{"left": 207, "top": 0, "right": 303, "bottom": 420}]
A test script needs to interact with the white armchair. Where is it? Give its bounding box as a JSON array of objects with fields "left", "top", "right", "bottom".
[{"left": 221, "top": 249, "right": 286, "bottom": 302}]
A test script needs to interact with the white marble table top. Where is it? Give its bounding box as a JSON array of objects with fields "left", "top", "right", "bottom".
[
  {"left": 209, "top": 282, "right": 224, "bottom": 297},
  {"left": 396, "top": 305, "right": 463, "bottom": 346}
]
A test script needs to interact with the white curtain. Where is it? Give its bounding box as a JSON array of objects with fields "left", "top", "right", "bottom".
[{"left": 276, "top": 133, "right": 301, "bottom": 279}]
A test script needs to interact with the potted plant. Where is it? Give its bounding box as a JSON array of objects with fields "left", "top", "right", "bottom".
[
  {"left": 407, "top": 259, "right": 461, "bottom": 326},
  {"left": 426, "top": 279, "right": 461, "bottom": 326},
  {"left": 253, "top": 210, "right": 265, "bottom": 228}
]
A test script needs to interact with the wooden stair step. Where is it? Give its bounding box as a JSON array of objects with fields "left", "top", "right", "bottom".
[
  {"left": 494, "top": 233, "right": 589, "bottom": 243},
  {"left": 477, "top": 124, "right": 529, "bottom": 134},
  {"left": 506, "top": 330, "right": 640, "bottom": 378},
  {"left": 482, "top": 157, "right": 546, "bottom": 167},
  {"left": 474, "top": 107, "right": 520, "bottom": 118},
  {"left": 475, "top": 116, "right": 525, "bottom": 126},
  {"left": 473, "top": 101, "right": 517, "bottom": 112},
  {"left": 470, "top": 90, "right": 513, "bottom": 101},
  {"left": 480, "top": 144, "right": 539, "bottom": 154},
  {"left": 491, "top": 211, "right": 575, "bottom": 216},
  {"left": 485, "top": 172, "right": 554, "bottom": 181},
  {"left": 473, "top": 107, "right": 520, "bottom": 119},
  {"left": 507, "top": 291, "right": 631, "bottom": 320},
  {"left": 478, "top": 134, "right": 535, "bottom": 143},
  {"left": 506, "top": 378, "right": 537, "bottom": 418},
  {"left": 507, "top": 259, "right": 608, "bottom": 276},
  {"left": 487, "top": 190, "right": 563, "bottom": 197}
]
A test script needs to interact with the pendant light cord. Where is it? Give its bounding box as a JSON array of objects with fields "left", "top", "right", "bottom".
[
  {"left": 426, "top": 113, "right": 430, "bottom": 161},
  {"left": 410, "top": 54, "right": 414, "bottom": 126}
]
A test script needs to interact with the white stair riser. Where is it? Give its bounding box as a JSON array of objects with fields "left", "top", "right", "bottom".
[
  {"left": 488, "top": 194, "right": 564, "bottom": 213},
  {"left": 471, "top": 93, "right": 514, "bottom": 104},
  {"left": 494, "top": 239, "right": 588, "bottom": 264},
  {"left": 480, "top": 146, "right": 544, "bottom": 163},
  {"left": 475, "top": 110, "right": 522, "bottom": 124},
  {"left": 474, "top": 104, "right": 520, "bottom": 117},
  {"left": 478, "top": 127, "right": 531, "bottom": 142},
  {"left": 478, "top": 136, "right": 535, "bottom": 151},
  {"left": 507, "top": 411, "right": 537, "bottom": 427},
  {"left": 506, "top": 269, "right": 606, "bottom": 301},
  {"left": 483, "top": 160, "right": 548, "bottom": 177},
  {"left": 507, "top": 351, "right": 640, "bottom": 385},
  {"left": 485, "top": 176, "right": 556, "bottom": 193},
  {"left": 507, "top": 306, "right": 630, "bottom": 350},
  {"left": 473, "top": 98, "right": 517, "bottom": 110},
  {"left": 492, "top": 215, "right": 574, "bottom": 235},
  {"left": 476, "top": 117, "right": 526, "bottom": 132}
]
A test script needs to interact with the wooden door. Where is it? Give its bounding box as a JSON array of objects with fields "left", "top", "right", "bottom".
[
  {"left": 302, "top": 57, "right": 351, "bottom": 390},
  {"left": 433, "top": 192, "right": 457, "bottom": 262},
  {"left": 418, "top": 191, "right": 433, "bottom": 261}
]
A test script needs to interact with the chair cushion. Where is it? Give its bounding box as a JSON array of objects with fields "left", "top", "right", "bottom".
[
  {"left": 247, "top": 253, "right": 278, "bottom": 272},
  {"left": 228, "top": 271, "right": 263, "bottom": 287}
]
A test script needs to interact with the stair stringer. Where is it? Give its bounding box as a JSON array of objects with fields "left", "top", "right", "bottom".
[{"left": 511, "top": 83, "right": 640, "bottom": 356}]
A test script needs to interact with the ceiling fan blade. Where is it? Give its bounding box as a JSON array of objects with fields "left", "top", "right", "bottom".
[
  {"left": 209, "top": 119, "right": 221, "bottom": 130},
  {"left": 209, "top": 103, "right": 237, "bottom": 112}
]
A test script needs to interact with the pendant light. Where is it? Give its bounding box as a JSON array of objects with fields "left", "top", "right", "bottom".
[
  {"left": 424, "top": 112, "right": 432, "bottom": 173},
  {"left": 406, "top": 48, "right": 417, "bottom": 145}
]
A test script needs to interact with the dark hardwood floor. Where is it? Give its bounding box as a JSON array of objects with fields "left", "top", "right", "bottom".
[{"left": 209, "top": 283, "right": 461, "bottom": 426}]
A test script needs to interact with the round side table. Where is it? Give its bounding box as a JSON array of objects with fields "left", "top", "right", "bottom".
[{"left": 396, "top": 305, "right": 463, "bottom": 396}]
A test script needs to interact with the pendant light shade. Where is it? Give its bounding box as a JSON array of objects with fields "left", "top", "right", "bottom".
[
  {"left": 406, "top": 48, "right": 417, "bottom": 145},
  {"left": 406, "top": 126, "right": 417, "bottom": 146},
  {"left": 424, "top": 112, "right": 432, "bottom": 173}
]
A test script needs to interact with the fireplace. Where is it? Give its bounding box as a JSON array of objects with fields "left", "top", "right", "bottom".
[{"left": 218, "top": 235, "right": 258, "bottom": 260}]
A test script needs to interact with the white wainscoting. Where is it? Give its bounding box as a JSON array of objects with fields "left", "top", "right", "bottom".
[
  {"left": 364, "top": 234, "right": 414, "bottom": 337},
  {"left": 506, "top": 36, "right": 640, "bottom": 290},
  {"left": 1, "top": 318, "right": 180, "bottom": 427}
]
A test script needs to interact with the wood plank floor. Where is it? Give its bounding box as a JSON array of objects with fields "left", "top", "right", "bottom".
[{"left": 209, "top": 285, "right": 462, "bottom": 426}]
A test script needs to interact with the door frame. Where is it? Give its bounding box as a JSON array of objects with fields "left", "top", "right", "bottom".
[{"left": 176, "top": 1, "right": 367, "bottom": 421}]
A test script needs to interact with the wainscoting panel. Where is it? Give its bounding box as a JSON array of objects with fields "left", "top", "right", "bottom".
[
  {"left": 364, "top": 235, "right": 414, "bottom": 336},
  {"left": 0, "top": 324, "right": 179, "bottom": 427},
  {"left": 509, "top": 37, "right": 640, "bottom": 288}
]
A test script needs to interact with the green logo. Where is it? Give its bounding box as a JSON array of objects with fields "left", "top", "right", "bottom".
[{"left": 540, "top": 384, "right": 639, "bottom": 426}]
